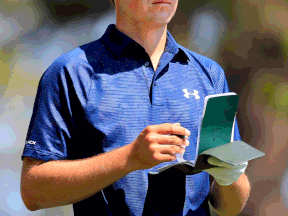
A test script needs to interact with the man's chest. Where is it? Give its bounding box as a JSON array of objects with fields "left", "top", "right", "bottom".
[{"left": 83, "top": 62, "right": 215, "bottom": 153}]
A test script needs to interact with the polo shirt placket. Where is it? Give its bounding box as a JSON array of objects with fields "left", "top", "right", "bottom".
[
  {"left": 151, "top": 51, "right": 175, "bottom": 106},
  {"left": 139, "top": 37, "right": 180, "bottom": 129}
]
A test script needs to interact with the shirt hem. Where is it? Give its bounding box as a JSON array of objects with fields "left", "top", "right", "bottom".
[{"left": 21, "top": 146, "right": 65, "bottom": 161}]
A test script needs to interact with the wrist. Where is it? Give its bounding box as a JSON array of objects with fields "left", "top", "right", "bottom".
[{"left": 122, "top": 143, "right": 141, "bottom": 172}]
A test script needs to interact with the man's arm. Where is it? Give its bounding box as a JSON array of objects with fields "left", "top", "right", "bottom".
[
  {"left": 209, "top": 174, "right": 251, "bottom": 216},
  {"left": 21, "top": 144, "right": 135, "bottom": 211},
  {"left": 21, "top": 123, "right": 189, "bottom": 211}
]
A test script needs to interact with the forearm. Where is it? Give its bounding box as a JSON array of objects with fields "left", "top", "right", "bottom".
[
  {"left": 21, "top": 123, "right": 189, "bottom": 211},
  {"left": 209, "top": 174, "right": 250, "bottom": 216},
  {"left": 21, "top": 144, "right": 135, "bottom": 211}
]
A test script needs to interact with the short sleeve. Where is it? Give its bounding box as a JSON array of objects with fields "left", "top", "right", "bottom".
[
  {"left": 21, "top": 50, "right": 92, "bottom": 161},
  {"left": 22, "top": 63, "right": 72, "bottom": 161}
]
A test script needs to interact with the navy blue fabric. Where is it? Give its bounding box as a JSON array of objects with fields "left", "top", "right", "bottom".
[{"left": 22, "top": 24, "right": 241, "bottom": 216}]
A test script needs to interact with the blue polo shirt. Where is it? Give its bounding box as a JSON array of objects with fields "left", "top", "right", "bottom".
[{"left": 22, "top": 24, "right": 240, "bottom": 216}]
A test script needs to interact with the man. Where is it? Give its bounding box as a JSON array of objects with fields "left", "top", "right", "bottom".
[{"left": 21, "top": 0, "right": 250, "bottom": 215}]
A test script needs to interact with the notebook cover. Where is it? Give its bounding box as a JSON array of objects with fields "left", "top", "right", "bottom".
[
  {"left": 198, "top": 93, "right": 239, "bottom": 154},
  {"left": 199, "top": 140, "right": 265, "bottom": 166}
]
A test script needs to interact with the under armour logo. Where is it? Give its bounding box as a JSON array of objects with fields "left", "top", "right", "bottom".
[{"left": 183, "top": 89, "right": 200, "bottom": 99}]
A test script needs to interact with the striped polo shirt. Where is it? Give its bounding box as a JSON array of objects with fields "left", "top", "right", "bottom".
[{"left": 22, "top": 24, "right": 240, "bottom": 216}]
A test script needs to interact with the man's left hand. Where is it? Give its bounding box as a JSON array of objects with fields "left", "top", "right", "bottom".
[{"left": 205, "top": 156, "right": 248, "bottom": 186}]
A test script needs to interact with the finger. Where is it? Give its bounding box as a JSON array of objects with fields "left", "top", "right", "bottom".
[
  {"left": 210, "top": 172, "right": 242, "bottom": 186},
  {"left": 207, "top": 156, "right": 234, "bottom": 168},
  {"left": 151, "top": 123, "right": 191, "bottom": 137},
  {"left": 156, "top": 134, "right": 189, "bottom": 147},
  {"left": 206, "top": 167, "right": 236, "bottom": 175},
  {"left": 208, "top": 157, "right": 248, "bottom": 170},
  {"left": 157, "top": 144, "right": 186, "bottom": 155},
  {"left": 206, "top": 165, "right": 247, "bottom": 176},
  {"left": 155, "top": 152, "right": 177, "bottom": 162},
  {"left": 174, "top": 134, "right": 189, "bottom": 139},
  {"left": 214, "top": 178, "right": 235, "bottom": 186}
]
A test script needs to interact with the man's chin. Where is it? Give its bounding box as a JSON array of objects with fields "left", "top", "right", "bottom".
[{"left": 147, "top": 14, "right": 173, "bottom": 25}]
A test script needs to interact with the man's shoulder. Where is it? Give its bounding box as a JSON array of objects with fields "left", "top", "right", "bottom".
[
  {"left": 177, "top": 45, "right": 228, "bottom": 92},
  {"left": 178, "top": 45, "right": 224, "bottom": 75},
  {"left": 40, "top": 39, "right": 108, "bottom": 91},
  {"left": 43, "top": 39, "right": 107, "bottom": 79},
  {"left": 52, "top": 39, "right": 107, "bottom": 69}
]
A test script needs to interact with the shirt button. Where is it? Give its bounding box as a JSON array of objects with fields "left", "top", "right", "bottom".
[{"left": 145, "top": 62, "right": 149, "bottom": 67}]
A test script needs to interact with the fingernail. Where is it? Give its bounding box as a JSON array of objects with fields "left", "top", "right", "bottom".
[
  {"left": 185, "top": 139, "right": 190, "bottom": 146},
  {"left": 186, "top": 129, "right": 191, "bottom": 136},
  {"left": 174, "top": 123, "right": 181, "bottom": 126}
]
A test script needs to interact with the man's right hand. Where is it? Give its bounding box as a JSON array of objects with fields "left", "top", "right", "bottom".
[{"left": 128, "top": 123, "right": 191, "bottom": 170}]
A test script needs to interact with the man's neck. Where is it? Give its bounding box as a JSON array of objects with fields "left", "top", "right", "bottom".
[{"left": 116, "top": 21, "right": 167, "bottom": 71}]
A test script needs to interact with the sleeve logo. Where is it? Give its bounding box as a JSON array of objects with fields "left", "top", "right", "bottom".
[{"left": 25, "top": 140, "right": 36, "bottom": 145}]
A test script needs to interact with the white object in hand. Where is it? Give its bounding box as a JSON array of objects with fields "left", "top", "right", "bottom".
[
  {"left": 173, "top": 122, "right": 186, "bottom": 162},
  {"left": 175, "top": 148, "right": 185, "bottom": 162}
]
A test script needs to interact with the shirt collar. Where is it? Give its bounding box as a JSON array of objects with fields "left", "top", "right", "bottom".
[
  {"left": 101, "top": 24, "right": 182, "bottom": 58},
  {"left": 101, "top": 24, "right": 135, "bottom": 57},
  {"left": 165, "top": 30, "right": 179, "bottom": 55}
]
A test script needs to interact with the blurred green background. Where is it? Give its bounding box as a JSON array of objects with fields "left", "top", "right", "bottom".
[{"left": 1, "top": 0, "right": 288, "bottom": 215}]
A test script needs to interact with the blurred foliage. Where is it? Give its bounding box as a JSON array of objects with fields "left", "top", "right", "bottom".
[
  {"left": 41, "top": 0, "right": 111, "bottom": 24},
  {"left": 273, "top": 83, "right": 288, "bottom": 111},
  {"left": 176, "top": 0, "right": 234, "bottom": 19},
  {"left": 0, "top": 49, "right": 13, "bottom": 95},
  {"left": 262, "top": 81, "right": 275, "bottom": 101}
]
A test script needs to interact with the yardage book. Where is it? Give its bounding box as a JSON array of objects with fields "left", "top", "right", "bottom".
[{"left": 152, "top": 93, "right": 265, "bottom": 174}]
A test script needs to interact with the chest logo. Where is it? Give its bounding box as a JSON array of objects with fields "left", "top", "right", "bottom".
[{"left": 183, "top": 89, "right": 200, "bottom": 99}]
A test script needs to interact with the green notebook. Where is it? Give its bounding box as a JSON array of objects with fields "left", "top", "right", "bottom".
[
  {"left": 154, "top": 93, "right": 265, "bottom": 174},
  {"left": 197, "top": 93, "right": 239, "bottom": 154}
]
